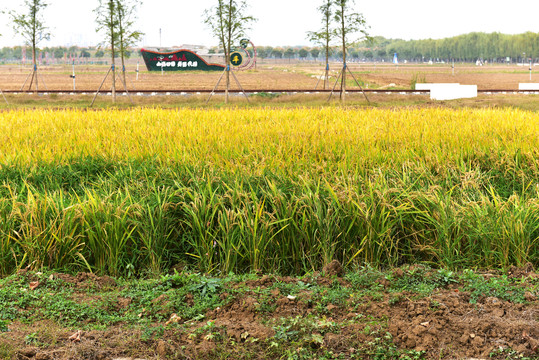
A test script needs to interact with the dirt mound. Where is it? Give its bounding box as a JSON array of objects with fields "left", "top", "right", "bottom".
[
  {"left": 209, "top": 273, "right": 538, "bottom": 359},
  {"left": 507, "top": 262, "right": 536, "bottom": 279},
  {"left": 385, "top": 292, "right": 538, "bottom": 358},
  {"left": 322, "top": 260, "right": 344, "bottom": 277},
  {"left": 52, "top": 272, "right": 116, "bottom": 289}
]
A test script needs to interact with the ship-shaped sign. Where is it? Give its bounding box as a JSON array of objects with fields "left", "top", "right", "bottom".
[{"left": 140, "top": 48, "right": 225, "bottom": 72}]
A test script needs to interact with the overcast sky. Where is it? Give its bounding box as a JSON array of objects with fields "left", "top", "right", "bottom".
[{"left": 0, "top": 0, "right": 537, "bottom": 48}]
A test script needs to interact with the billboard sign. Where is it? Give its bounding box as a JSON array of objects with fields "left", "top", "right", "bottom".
[{"left": 140, "top": 48, "right": 225, "bottom": 72}]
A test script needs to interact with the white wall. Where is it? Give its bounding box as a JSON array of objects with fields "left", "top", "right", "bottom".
[
  {"left": 416, "top": 83, "right": 478, "bottom": 100},
  {"left": 519, "top": 83, "right": 539, "bottom": 90}
]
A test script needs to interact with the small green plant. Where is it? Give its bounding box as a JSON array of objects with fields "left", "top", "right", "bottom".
[
  {"left": 141, "top": 325, "right": 165, "bottom": 341},
  {"left": 125, "top": 263, "right": 136, "bottom": 278},
  {"left": 430, "top": 300, "right": 441, "bottom": 310},
  {"left": 256, "top": 294, "right": 277, "bottom": 314},
  {"left": 390, "top": 266, "right": 438, "bottom": 294},
  {"left": 24, "top": 332, "right": 40, "bottom": 345},
  {"left": 436, "top": 268, "right": 458, "bottom": 286},
  {"left": 0, "top": 319, "right": 9, "bottom": 332},
  {"left": 346, "top": 266, "right": 384, "bottom": 290},
  {"left": 189, "top": 320, "right": 223, "bottom": 341},
  {"left": 460, "top": 270, "right": 532, "bottom": 304},
  {"left": 363, "top": 325, "right": 372, "bottom": 335},
  {"left": 361, "top": 331, "right": 426, "bottom": 359},
  {"left": 312, "top": 281, "right": 351, "bottom": 313},
  {"left": 188, "top": 276, "right": 223, "bottom": 298},
  {"left": 400, "top": 349, "right": 426, "bottom": 360},
  {"left": 252, "top": 92, "right": 281, "bottom": 99},
  {"left": 160, "top": 270, "right": 189, "bottom": 288},
  {"left": 388, "top": 294, "right": 404, "bottom": 306},
  {"left": 489, "top": 346, "right": 533, "bottom": 359},
  {"left": 411, "top": 72, "right": 427, "bottom": 89},
  {"left": 272, "top": 315, "right": 338, "bottom": 346}
]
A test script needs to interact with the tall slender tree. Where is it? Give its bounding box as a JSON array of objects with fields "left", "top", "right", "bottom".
[
  {"left": 95, "top": 0, "right": 119, "bottom": 103},
  {"left": 9, "top": 0, "right": 50, "bottom": 91},
  {"left": 307, "top": 0, "right": 334, "bottom": 89},
  {"left": 333, "top": 0, "right": 369, "bottom": 102},
  {"left": 116, "top": 0, "right": 143, "bottom": 87},
  {"left": 204, "top": 0, "right": 255, "bottom": 103}
]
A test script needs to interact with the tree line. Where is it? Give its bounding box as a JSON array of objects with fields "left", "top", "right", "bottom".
[
  {"left": 0, "top": 46, "right": 134, "bottom": 61},
  {"left": 4, "top": 2, "right": 536, "bottom": 66},
  {"left": 377, "top": 32, "right": 539, "bottom": 63},
  {"left": 208, "top": 32, "right": 539, "bottom": 64},
  {"left": 2, "top": 30, "right": 537, "bottom": 64}
]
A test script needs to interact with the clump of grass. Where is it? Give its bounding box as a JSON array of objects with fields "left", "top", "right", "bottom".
[
  {"left": 411, "top": 72, "right": 427, "bottom": 89},
  {"left": 251, "top": 92, "right": 281, "bottom": 99}
]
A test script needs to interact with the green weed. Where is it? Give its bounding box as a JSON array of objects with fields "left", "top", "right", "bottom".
[{"left": 459, "top": 270, "right": 536, "bottom": 303}]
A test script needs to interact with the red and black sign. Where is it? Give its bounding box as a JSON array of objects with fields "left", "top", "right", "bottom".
[{"left": 140, "top": 49, "right": 225, "bottom": 72}]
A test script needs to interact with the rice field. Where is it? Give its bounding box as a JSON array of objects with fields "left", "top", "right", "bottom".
[{"left": 0, "top": 107, "right": 537, "bottom": 276}]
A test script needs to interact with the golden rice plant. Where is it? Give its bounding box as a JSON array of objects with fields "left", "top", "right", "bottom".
[{"left": 0, "top": 107, "right": 537, "bottom": 275}]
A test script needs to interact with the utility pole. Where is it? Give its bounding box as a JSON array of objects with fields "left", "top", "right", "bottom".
[{"left": 71, "top": 59, "right": 76, "bottom": 90}]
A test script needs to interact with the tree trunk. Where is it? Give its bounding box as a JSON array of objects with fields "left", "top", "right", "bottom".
[
  {"left": 33, "top": 36, "right": 38, "bottom": 92},
  {"left": 118, "top": 2, "right": 127, "bottom": 89},
  {"left": 32, "top": 5, "right": 38, "bottom": 92},
  {"left": 225, "top": 65, "right": 230, "bottom": 104},
  {"left": 324, "top": 38, "right": 329, "bottom": 90},
  {"left": 30, "top": 11, "right": 39, "bottom": 92},
  {"left": 340, "top": 3, "right": 346, "bottom": 103},
  {"left": 110, "top": 0, "right": 116, "bottom": 103},
  {"left": 225, "top": 0, "right": 233, "bottom": 104}
]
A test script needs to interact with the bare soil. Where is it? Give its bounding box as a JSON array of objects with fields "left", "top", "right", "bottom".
[
  {"left": 360, "top": 68, "right": 534, "bottom": 90},
  {"left": 1, "top": 63, "right": 536, "bottom": 91},
  {"left": 1, "top": 266, "right": 537, "bottom": 360},
  {"left": 306, "top": 63, "right": 537, "bottom": 90},
  {"left": 0, "top": 65, "right": 318, "bottom": 91}
]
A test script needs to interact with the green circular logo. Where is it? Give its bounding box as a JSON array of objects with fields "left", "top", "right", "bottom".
[{"left": 230, "top": 52, "right": 243, "bottom": 67}]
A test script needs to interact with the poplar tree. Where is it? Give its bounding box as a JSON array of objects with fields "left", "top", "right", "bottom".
[
  {"left": 307, "top": 0, "right": 334, "bottom": 89},
  {"left": 333, "top": 0, "right": 369, "bottom": 102},
  {"left": 116, "top": 0, "right": 143, "bottom": 87},
  {"left": 9, "top": 0, "right": 50, "bottom": 91},
  {"left": 95, "top": 0, "right": 119, "bottom": 102},
  {"left": 93, "top": 0, "right": 142, "bottom": 104},
  {"left": 204, "top": 0, "right": 255, "bottom": 103}
]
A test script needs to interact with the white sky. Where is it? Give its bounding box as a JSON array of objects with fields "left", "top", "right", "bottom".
[{"left": 0, "top": 0, "right": 537, "bottom": 48}]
